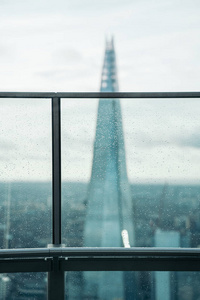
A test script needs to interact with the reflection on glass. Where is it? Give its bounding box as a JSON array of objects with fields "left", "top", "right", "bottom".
[
  {"left": 0, "top": 273, "right": 46, "bottom": 299},
  {"left": 0, "top": 99, "right": 51, "bottom": 248},
  {"left": 65, "top": 271, "right": 200, "bottom": 300}
]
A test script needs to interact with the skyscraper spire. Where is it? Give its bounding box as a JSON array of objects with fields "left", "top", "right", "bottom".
[
  {"left": 84, "top": 38, "right": 135, "bottom": 299},
  {"left": 100, "top": 36, "right": 118, "bottom": 92}
]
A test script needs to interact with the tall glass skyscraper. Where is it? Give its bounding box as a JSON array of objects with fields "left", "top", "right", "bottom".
[{"left": 84, "top": 38, "right": 135, "bottom": 299}]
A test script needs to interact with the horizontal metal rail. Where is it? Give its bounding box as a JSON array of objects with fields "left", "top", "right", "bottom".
[
  {"left": 0, "top": 92, "right": 200, "bottom": 98},
  {"left": 1, "top": 257, "right": 200, "bottom": 273},
  {"left": 0, "top": 248, "right": 200, "bottom": 272},
  {"left": 0, "top": 247, "right": 200, "bottom": 258},
  {"left": 63, "top": 257, "right": 200, "bottom": 272},
  {"left": 0, "top": 258, "right": 51, "bottom": 273}
]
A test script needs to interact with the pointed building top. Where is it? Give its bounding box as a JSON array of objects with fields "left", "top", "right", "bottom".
[
  {"left": 100, "top": 36, "right": 118, "bottom": 92},
  {"left": 105, "top": 36, "right": 114, "bottom": 50}
]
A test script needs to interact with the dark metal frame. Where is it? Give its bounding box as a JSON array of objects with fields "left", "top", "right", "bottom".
[
  {"left": 0, "top": 92, "right": 200, "bottom": 300},
  {"left": 52, "top": 97, "right": 62, "bottom": 246}
]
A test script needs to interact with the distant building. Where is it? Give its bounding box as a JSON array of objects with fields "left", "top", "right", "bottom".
[
  {"left": 83, "top": 38, "right": 135, "bottom": 299},
  {"left": 154, "top": 229, "right": 180, "bottom": 300}
]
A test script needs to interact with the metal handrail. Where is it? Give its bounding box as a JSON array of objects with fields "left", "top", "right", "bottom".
[
  {"left": 0, "top": 91, "right": 200, "bottom": 98},
  {"left": 0, "top": 247, "right": 200, "bottom": 259}
]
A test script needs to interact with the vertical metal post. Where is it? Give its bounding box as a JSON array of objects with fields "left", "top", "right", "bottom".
[
  {"left": 52, "top": 97, "right": 61, "bottom": 245},
  {"left": 48, "top": 97, "right": 65, "bottom": 300},
  {"left": 48, "top": 258, "right": 65, "bottom": 300},
  {"left": 48, "top": 270, "right": 65, "bottom": 300}
]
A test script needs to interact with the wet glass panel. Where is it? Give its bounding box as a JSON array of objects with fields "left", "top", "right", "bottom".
[
  {"left": 0, "top": 272, "right": 46, "bottom": 300},
  {"left": 65, "top": 271, "right": 200, "bottom": 300},
  {"left": 61, "top": 99, "right": 97, "bottom": 247},
  {"left": 122, "top": 99, "right": 200, "bottom": 248},
  {"left": 0, "top": 99, "right": 51, "bottom": 248},
  {"left": 62, "top": 98, "right": 200, "bottom": 248}
]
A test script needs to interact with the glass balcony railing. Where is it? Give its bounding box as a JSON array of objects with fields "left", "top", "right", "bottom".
[{"left": 0, "top": 91, "right": 200, "bottom": 300}]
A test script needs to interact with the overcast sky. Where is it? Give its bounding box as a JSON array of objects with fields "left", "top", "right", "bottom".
[{"left": 0, "top": 0, "right": 200, "bottom": 184}]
